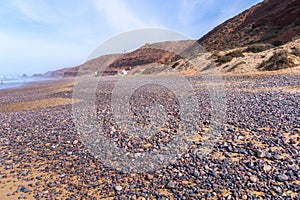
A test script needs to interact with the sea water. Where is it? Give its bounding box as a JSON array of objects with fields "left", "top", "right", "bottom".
[{"left": 0, "top": 76, "right": 55, "bottom": 90}]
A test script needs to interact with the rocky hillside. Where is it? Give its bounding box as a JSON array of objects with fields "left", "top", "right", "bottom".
[
  {"left": 107, "top": 40, "right": 199, "bottom": 70},
  {"left": 44, "top": 40, "right": 200, "bottom": 77},
  {"left": 44, "top": 54, "right": 121, "bottom": 77},
  {"left": 198, "top": 0, "right": 300, "bottom": 51},
  {"left": 43, "top": 0, "right": 300, "bottom": 77}
]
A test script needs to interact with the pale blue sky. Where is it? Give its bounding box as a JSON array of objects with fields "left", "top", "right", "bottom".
[{"left": 0, "top": 0, "right": 261, "bottom": 76}]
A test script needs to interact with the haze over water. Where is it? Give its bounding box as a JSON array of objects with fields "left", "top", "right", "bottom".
[{"left": 0, "top": 75, "right": 55, "bottom": 90}]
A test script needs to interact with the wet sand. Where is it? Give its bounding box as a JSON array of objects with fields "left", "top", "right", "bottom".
[{"left": 0, "top": 74, "right": 299, "bottom": 199}]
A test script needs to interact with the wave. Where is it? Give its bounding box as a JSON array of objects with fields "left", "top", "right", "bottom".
[{"left": 0, "top": 76, "right": 56, "bottom": 90}]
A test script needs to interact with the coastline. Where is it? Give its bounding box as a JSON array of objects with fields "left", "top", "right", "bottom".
[{"left": 0, "top": 77, "right": 65, "bottom": 91}]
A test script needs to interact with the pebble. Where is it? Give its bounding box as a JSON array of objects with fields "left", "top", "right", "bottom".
[
  {"left": 115, "top": 185, "right": 123, "bottom": 191},
  {"left": 21, "top": 186, "right": 29, "bottom": 193},
  {"left": 249, "top": 176, "right": 257, "bottom": 183},
  {"left": 18, "top": 194, "right": 26, "bottom": 199},
  {"left": 0, "top": 74, "right": 299, "bottom": 199},
  {"left": 47, "top": 182, "right": 56, "bottom": 187},
  {"left": 73, "top": 140, "right": 78, "bottom": 145},
  {"left": 146, "top": 174, "right": 153, "bottom": 180},
  {"left": 254, "top": 149, "right": 265, "bottom": 158},
  {"left": 263, "top": 165, "right": 272, "bottom": 172},
  {"left": 276, "top": 174, "right": 289, "bottom": 182},
  {"left": 166, "top": 181, "right": 176, "bottom": 189}
]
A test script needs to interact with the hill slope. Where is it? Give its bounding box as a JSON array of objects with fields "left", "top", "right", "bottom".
[
  {"left": 44, "top": 0, "right": 300, "bottom": 77},
  {"left": 198, "top": 0, "right": 300, "bottom": 51}
]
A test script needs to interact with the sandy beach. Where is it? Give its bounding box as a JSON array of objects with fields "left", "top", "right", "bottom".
[{"left": 0, "top": 73, "right": 299, "bottom": 199}]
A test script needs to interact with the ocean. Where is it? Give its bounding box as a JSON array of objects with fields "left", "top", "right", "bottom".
[{"left": 0, "top": 76, "right": 55, "bottom": 90}]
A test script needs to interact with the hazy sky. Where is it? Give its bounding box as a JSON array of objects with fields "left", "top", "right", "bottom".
[{"left": 0, "top": 0, "right": 261, "bottom": 76}]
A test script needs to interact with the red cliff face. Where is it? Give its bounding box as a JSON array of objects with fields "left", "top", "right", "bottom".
[
  {"left": 107, "top": 40, "right": 196, "bottom": 70},
  {"left": 44, "top": 40, "right": 197, "bottom": 77},
  {"left": 198, "top": 0, "right": 300, "bottom": 51}
]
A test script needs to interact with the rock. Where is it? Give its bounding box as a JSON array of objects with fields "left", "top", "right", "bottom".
[
  {"left": 18, "top": 194, "right": 26, "bottom": 199},
  {"left": 263, "top": 165, "right": 272, "bottom": 172},
  {"left": 249, "top": 176, "right": 257, "bottom": 183},
  {"left": 115, "top": 185, "right": 122, "bottom": 191},
  {"left": 66, "top": 151, "right": 73, "bottom": 156},
  {"left": 20, "top": 186, "right": 29, "bottom": 193},
  {"left": 7, "top": 192, "right": 12, "bottom": 196},
  {"left": 60, "top": 174, "right": 66, "bottom": 178},
  {"left": 73, "top": 140, "right": 78, "bottom": 145},
  {"left": 227, "top": 146, "right": 233, "bottom": 152},
  {"left": 245, "top": 161, "right": 254, "bottom": 169},
  {"left": 193, "top": 170, "right": 200, "bottom": 178},
  {"left": 166, "top": 181, "right": 176, "bottom": 189},
  {"left": 276, "top": 174, "right": 289, "bottom": 182},
  {"left": 254, "top": 150, "right": 265, "bottom": 158},
  {"left": 146, "top": 174, "right": 153, "bottom": 180},
  {"left": 47, "top": 182, "right": 56, "bottom": 187},
  {"left": 274, "top": 154, "right": 281, "bottom": 160}
]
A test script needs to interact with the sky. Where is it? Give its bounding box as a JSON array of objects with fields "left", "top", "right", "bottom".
[{"left": 0, "top": 0, "right": 262, "bottom": 76}]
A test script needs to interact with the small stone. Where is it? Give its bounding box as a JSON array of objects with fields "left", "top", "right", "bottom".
[
  {"left": 146, "top": 174, "right": 153, "bottom": 180},
  {"left": 73, "top": 140, "right": 78, "bottom": 145},
  {"left": 115, "top": 185, "right": 122, "bottom": 191},
  {"left": 16, "top": 187, "right": 21, "bottom": 193},
  {"left": 18, "top": 194, "right": 26, "bottom": 199},
  {"left": 276, "top": 174, "right": 289, "bottom": 182},
  {"left": 238, "top": 136, "right": 244, "bottom": 140},
  {"left": 245, "top": 161, "right": 254, "bottom": 169},
  {"left": 47, "top": 182, "right": 56, "bottom": 187},
  {"left": 227, "top": 146, "right": 233, "bottom": 152},
  {"left": 263, "top": 165, "right": 272, "bottom": 172},
  {"left": 60, "top": 174, "right": 66, "bottom": 178},
  {"left": 249, "top": 176, "right": 257, "bottom": 183},
  {"left": 20, "top": 186, "right": 29, "bottom": 193},
  {"left": 166, "top": 181, "right": 176, "bottom": 189},
  {"left": 255, "top": 150, "right": 265, "bottom": 158},
  {"left": 7, "top": 192, "right": 12, "bottom": 196},
  {"left": 265, "top": 152, "right": 272, "bottom": 159},
  {"left": 66, "top": 151, "right": 73, "bottom": 156},
  {"left": 273, "top": 155, "right": 281, "bottom": 160},
  {"left": 193, "top": 170, "right": 200, "bottom": 178},
  {"left": 242, "top": 194, "right": 248, "bottom": 199}
]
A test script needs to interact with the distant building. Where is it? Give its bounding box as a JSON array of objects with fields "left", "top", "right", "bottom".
[{"left": 121, "top": 70, "right": 127, "bottom": 75}]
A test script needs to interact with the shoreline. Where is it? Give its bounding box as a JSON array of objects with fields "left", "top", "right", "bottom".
[{"left": 0, "top": 77, "right": 67, "bottom": 91}]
